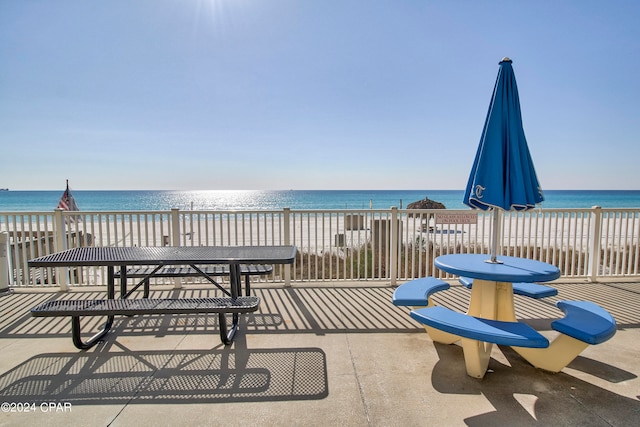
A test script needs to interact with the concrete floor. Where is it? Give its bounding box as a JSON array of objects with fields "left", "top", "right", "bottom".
[{"left": 0, "top": 280, "right": 638, "bottom": 426}]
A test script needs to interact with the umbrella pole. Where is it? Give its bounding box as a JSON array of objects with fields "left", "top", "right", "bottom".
[{"left": 489, "top": 209, "right": 502, "bottom": 263}]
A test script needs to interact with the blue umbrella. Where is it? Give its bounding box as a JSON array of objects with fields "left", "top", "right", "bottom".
[{"left": 463, "top": 58, "right": 544, "bottom": 263}]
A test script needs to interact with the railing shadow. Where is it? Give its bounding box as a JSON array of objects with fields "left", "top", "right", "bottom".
[
  {"left": 2, "top": 282, "right": 640, "bottom": 345},
  {"left": 0, "top": 286, "right": 424, "bottom": 342}
]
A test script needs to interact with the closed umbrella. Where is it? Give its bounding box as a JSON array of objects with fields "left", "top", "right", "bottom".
[{"left": 463, "top": 58, "right": 543, "bottom": 263}]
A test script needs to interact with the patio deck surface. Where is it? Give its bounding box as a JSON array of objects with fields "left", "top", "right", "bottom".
[{"left": 0, "top": 279, "right": 638, "bottom": 426}]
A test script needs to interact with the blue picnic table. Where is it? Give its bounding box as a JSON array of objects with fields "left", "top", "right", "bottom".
[{"left": 393, "top": 254, "right": 615, "bottom": 378}]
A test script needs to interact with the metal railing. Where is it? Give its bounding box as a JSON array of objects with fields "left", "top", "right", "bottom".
[{"left": 2, "top": 206, "right": 639, "bottom": 289}]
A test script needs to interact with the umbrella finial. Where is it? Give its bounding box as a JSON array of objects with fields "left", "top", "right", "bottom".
[{"left": 500, "top": 57, "right": 512, "bottom": 63}]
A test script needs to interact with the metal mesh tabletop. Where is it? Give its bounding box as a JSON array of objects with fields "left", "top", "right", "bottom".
[{"left": 28, "top": 246, "right": 297, "bottom": 267}]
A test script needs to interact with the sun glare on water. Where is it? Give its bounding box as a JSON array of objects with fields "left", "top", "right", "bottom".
[{"left": 172, "top": 190, "right": 277, "bottom": 211}]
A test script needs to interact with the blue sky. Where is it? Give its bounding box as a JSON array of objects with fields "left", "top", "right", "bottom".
[{"left": 1, "top": 1, "right": 639, "bottom": 191}]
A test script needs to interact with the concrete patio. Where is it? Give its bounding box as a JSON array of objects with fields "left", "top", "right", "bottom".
[{"left": 0, "top": 279, "right": 638, "bottom": 426}]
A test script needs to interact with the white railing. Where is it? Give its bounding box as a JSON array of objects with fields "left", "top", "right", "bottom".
[{"left": 2, "top": 206, "right": 639, "bottom": 289}]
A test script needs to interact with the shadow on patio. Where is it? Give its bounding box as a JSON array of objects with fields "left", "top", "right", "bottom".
[{"left": 0, "top": 281, "right": 639, "bottom": 425}]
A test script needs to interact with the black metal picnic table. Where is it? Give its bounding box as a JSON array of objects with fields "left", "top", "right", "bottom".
[
  {"left": 29, "top": 246, "right": 296, "bottom": 297},
  {"left": 28, "top": 245, "right": 297, "bottom": 347}
]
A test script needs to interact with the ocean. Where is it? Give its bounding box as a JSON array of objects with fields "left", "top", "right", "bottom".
[{"left": 1, "top": 189, "right": 640, "bottom": 212}]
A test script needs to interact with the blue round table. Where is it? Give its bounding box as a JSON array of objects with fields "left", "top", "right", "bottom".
[
  {"left": 434, "top": 254, "right": 560, "bottom": 321},
  {"left": 435, "top": 254, "right": 561, "bottom": 283}
]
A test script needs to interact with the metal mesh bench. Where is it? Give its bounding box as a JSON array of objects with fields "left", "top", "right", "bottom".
[
  {"left": 114, "top": 264, "right": 273, "bottom": 297},
  {"left": 31, "top": 296, "right": 260, "bottom": 349}
]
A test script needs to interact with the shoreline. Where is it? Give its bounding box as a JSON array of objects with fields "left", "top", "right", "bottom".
[{"left": 3, "top": 189, "right": 640, "bottom": 212}]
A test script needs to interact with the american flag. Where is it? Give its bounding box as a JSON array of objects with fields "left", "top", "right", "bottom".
[
  {"left": 58, "top": 180, "right": 81, "bottom": 223},
  {"left": 58, "top": 181, "right": 79, "bottom": 212}
]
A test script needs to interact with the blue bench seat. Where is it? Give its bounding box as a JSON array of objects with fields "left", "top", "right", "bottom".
[
  {"left": 392, "top": 277, "right": 450, "bottom": 307},
  {"left": 510, "top": 300, "right": 616, "bottom": 373},
  {"left": 410, "top": 306, "right": 549, "bottom": 348},
  {"left": 459, "top": 277, "right": 557, "bottom": 299},
  {"left": 552, "top": 300, "right": 616, "bottom": 345}
]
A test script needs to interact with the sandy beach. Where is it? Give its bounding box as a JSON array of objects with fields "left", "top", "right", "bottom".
[{"left": 4, "top": 207, "right": 639, "bottom": 287}]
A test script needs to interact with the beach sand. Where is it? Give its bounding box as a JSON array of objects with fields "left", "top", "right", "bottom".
[{"left": 4, "top": 209, "right": 639, "bottom": 286}]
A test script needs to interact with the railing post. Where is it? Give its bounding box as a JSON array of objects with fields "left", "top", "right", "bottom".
[
  {"left": 53, "top": 208, "right": 69, "bottom": 291},
  {"left": 171, "top": 208, "right": 181, "bottom": 246},
  {"left": 390, "top": 206, "right": 399, "bottom": 286},
  {"left": 283, "top": 208, "right": 291, "bottom": 287},
  {"left": 171, "top": 208, "right": 182, "bottom": 289},
  {"left": 587, "top": 206, "right": 603, "bottom": 282},
  {"left": 0, "top": 232, "right": 9, "bottom": 294}
]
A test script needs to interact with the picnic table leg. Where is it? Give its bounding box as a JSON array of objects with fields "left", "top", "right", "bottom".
[
  {"left": 460, "top": 338, "right": 494, "bottom": 378},
  {"left": 118, "top": 265, "right": 128, "bottom": 299},
  {"left": 511, "top": 335, "right": 590, "bottom": 373},
  {"left": 467, "top": 280, "right": 516, "bottom": 322},
  {"left": 71, "top": 315, "right": 114, "bottom": 350},
  {"left": 219, "top": 264, "right": 242, "bottom": 345},
  {"left": 107, "top": 267, "right": 115, "bottom": 299},
  {"left": 68, "top": 265, "right": 117, "bottom": 349},
  {"left": 230, "top": 264, "right": 241, "bottom": 299},
  {"left": 459, "top": 279, "right": 514, "bottom": 378},
  {"left": 218, "top": 312, "right": 239, "bottom": 345}
]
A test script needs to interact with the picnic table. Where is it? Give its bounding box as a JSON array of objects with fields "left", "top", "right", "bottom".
[
  {"left": 393, "top": 254, "right": 616, "bottom": 378},
  {"left": 28, "top": 246, "right": 297, "bottom": 348}
]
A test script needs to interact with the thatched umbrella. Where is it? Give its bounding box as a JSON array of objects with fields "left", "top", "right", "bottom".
[
  {"left": 407, "top": 198, "right": 446, "bottom": 234},
  {"left": 407, "top": 197, "right": 445, "bottom": 217}
]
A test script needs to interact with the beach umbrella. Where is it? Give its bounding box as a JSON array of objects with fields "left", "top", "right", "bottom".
[
  {"left": 463, "top": 58, "right": 544, "bottom": 263},
  {"left": 406, "top": 197, "right": 445, "bottom": 218}
]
